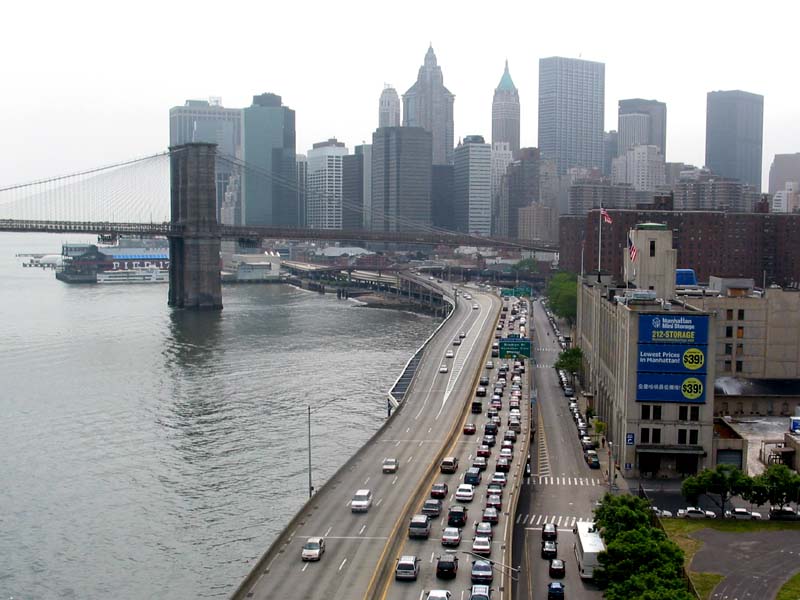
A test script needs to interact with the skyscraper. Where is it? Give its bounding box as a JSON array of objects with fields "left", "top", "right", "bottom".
[
  {"left": 241, "top": 93, "right": 297, "bottom": 226},
  {"left": 371, "top": 127, "right": 432, "bottom": 232},
  {"left": 611, "top": 145, "right": 666, "bottom": 192},
  {"left": 618, "top": 98, "right": 667, "bottom": 157},
  {"left": 431, "top": 165, "right": 455, "bottom": 230},
  {"left": 306, "top": 138, "right": 348, "bottom": 230},
  {"left": 602, "top": 131, "right": 618, "bottom": 177},
  {"left": 705, "top": 90, "right": 764, "bottom": 190},
  {"left": 169, "top": 98, "right": 242, "bottom": 223},
  {"left": 503, "top": 147, "right": 541, "bottom": 238},
  {"left": 538, "top": 56, "right": 605, "bottom": 174},
  {"left": 403, "top": 45, "right": 455, "bottom": 165},
  {"left": 342, "top": 144, "right": 372, "bottom": 230},
  {"left": 492, "top": 61, "right": 520, "bottom": 156},
  {"left": 617, "top": 113, "right": 650, "bottom": 155},
  {"left": 768, "top": 153, "right": 800, "bottom": 195},
  {"left": 378, "top": 86, "right": 401, "bottom": 128},
  {"left": 454, "top": 135, "right": 492, "bottom": 236},
  {"left": 296, "top": 154, "right": 307, "bottom": 226}
]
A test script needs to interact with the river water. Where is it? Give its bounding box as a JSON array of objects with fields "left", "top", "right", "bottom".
[{"left": 0, "top": 233, "right": 437, "bottom": 599}]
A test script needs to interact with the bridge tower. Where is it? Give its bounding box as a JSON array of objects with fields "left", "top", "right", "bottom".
[{"left": 168, "top": 143, "right": 223, "bottom": 310}]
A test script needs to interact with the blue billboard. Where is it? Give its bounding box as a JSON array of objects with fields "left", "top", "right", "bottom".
[
  {"left": 638, "top": 314, "right": 709, "bottom": 345},
  {"left": 637, "top": 344, "right": 707, "bottom": 374},
  {"left": 636, "top": 373, "right": 706, "bottom": 403}
]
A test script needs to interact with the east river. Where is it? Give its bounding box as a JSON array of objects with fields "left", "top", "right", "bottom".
[{"left": 0, "top": 233, "right": 437, "bottom": 599}]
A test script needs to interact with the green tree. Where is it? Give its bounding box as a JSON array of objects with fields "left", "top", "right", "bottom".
[
  {"left": 512, "top": 258, "right": 538, "bottom": 275},
  {"left": 750, "top": 464, "right": 800, "bottom": 509},
  {"left": 546, "top": 271, "right": 578, "bottom": 324},
  {"left": 681, "top": 464, "right": 750, "bottom": 516},
  {"left": 554, "top": 347, "right": 583, "bottom": 374},
  {"left": 594, "top": 494, "right": 653, "bottom": 542}
]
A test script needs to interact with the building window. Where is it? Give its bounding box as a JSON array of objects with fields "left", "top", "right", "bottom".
[
  {"left": 726, "top": 309, "right": 734, "bottom": 320},
  {"left": 738, "top": 309, "right": 745, "bottom": 320},
  {"left": 724, "top": 360, "right": 732, "bottom": 372},
  {"left": 737, "top": 326, "right": 744, "bottom": 339},
  {"left": 678, "top": 429, "right": 687, "bottom": 444},
  {"left": 649, "top": 240, "right": 656, "bottom": 257},
  {"left": 652, "top": 405, "right": 662, "bottom": 420},
  {"left": 652, "top": 428, "right": 661, "bottom": 444},
  {"left": 736, "top": 360, "right": 743, "bottom": 373},
  {"left": 725, "top": 343, "right": 733, "bottom": 355},
  {"left": 641, "top": 427, "right": 650, "bottom": 443},
  {"left": 725, "top": 326, "right": 733, "bottom": 338},
  {"left": 691, "top": 406, "right": 700, "bottom": 421},
  {"left": 641, "top": 405, "right": 651, "bottom": 420},
  {"left": 679, "top": 405, "right": 688, "bottom": 421},
  {"left": 689, "top": 429, "right": 699, "bottom": 445}
]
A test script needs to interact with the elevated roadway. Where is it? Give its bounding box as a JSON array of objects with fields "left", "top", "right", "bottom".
[{"left": 232, "top": 282, "right": 502, "bottom": 600}]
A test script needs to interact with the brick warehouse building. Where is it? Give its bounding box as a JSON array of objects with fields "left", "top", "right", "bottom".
[{"left": 560, "top": 209, "right": 800, "bottom": 285}]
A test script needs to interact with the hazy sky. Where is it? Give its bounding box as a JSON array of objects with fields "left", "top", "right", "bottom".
[{"left": 2, "top": 0, "right": 797, "bottom": 191}]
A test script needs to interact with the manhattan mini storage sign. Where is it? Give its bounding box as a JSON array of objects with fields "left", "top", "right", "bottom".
[{"left": 636, "top": 314, "right": 709, "bottom": 404}]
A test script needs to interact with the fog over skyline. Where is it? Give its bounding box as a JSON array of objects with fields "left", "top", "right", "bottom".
[{"left": 2, "top": 0, "right": 797, "bottom": 191}]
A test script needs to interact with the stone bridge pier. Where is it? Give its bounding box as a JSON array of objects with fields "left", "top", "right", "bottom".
[{"left": 168, "top": 142, "right": 223, "bottom": 310}]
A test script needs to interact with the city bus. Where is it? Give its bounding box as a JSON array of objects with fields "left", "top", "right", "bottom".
[{"left": 574, "top": 521, "right": 605, "bottom": 579}]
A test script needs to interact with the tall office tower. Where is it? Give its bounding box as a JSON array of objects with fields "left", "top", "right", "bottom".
[
  {"left": 503, "top": 147, "right": 541, "bottom": 238},
  {"left": 306, "top": 138, "right": 348, "bottom": 229},
  {"left": 518, "top": 203, "right": 555, "bottom": 242},
  {"left": 371, "top": 127, "right": 433, "bottom": 232},
  {"left": 492, "top": 60, "right": 520, "bottom": 156},
  {"left": 611, "top": 145, "right": 666, "bottom": 192},
  {"left": 491, "top": 142, "right": 514, "bottom": 204},
  {"left": 538, "top": 56, "right": 604, "bottom": 174},
  {"left": 617, "top": 113, "right": 650, "bottom": 154},
  {"left": 705, "top": 90, "right": 764, "bottom": 190},
  {"left": 769, "top": 153, "right": 800, "bottom": 195},
  {"left": 431, "top": 165, "right": 455, "bottom": 230},
  {"left": 241, "top": 93, "right": 297, "bottom": 226},
  {"left": 169, "top": 97, "right": 242, "bottom": 222},
  {"left": 403, "top": 45, "right": 455, "bottom": 165},
  {"left": 356, "top": 145, "right": 372, "bottom": 229},
  {"left": 378, "top": 85, "right": 401, "bottom": 128},
  {"left": 602, "top": 131, "right": 618, "bottom": 177},
  {"left": 296, "top": 154, "right": 307, "bottom": 226},
  {"left": 454, "top": 135, "right": 492, "bottom": 236},
  {"left": 619, "top": 98, "right": 667, "bottom": 157},
  {"left": 342, "top": 153, "right": 365, "bottom": 230},
  {"left": 539, "top": 159, "right": 560, "bottom": 208},
  {"left": 772, "top": 182, "right": 800, "bottom": 213}
]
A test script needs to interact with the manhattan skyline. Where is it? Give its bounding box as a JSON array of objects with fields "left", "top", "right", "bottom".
[{"left": 2, "top": 0, "right": 797, "bottom": 191}]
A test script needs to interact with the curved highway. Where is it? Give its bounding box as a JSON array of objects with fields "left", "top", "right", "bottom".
[{"left": 234, "top": 282, "right": 501, "bottom": 600}]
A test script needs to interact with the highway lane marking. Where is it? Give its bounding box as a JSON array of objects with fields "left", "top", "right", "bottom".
[
  {"left": 406, "top": 427, "right": 410, "bottom": 432},
  {"left": 392, "top": 476, "right": 398, "bottom": 485},
  {"left": 338, "top": 558, "right": 348, "bottom": 571},
  {"left": 325, "top": 535, "right": 388, "bottom": 540},
  {"left": 301, "top": 563, "right": 308, "bottom": 572},
  {"left": 418, "top": 592, "right": 425, "bottom": 600},
  {"left": 429, "top": 551, "right": 435, "bottom": 563},
  {"left": 395, "top": 441, "right": 401, "bottom": 447},
  {"left": 359, "top": 524, "right": 366, "bottom": 535},
  {"left": 418, "top": 440, "right": 424, "bottom": 447},
  {"left": 428, "top": 427, "right": 432, "bottom": 433},
  {"left": 407, "top": 455, "right": 414, "bottom": 462},
  {"left": 324, "top": 526, "right": 332, "bottom": 537},
  {"left": 376, "top": 498, "right": 383, "bottom": 506},
  {"left": 364, "top": 476, "right": 370, "bottom": 484}
]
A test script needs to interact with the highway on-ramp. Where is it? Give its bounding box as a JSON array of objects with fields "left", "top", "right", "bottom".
[{"left": 233, "top": 285, "right": 501, "bottom": 600}]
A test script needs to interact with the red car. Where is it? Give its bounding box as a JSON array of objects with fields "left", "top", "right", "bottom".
[
  {"left": 431, "top": 482, "right": 449, "bottom": 499},
  {"left": 463, "top": 423, "right": 477, "bottom": 435}
]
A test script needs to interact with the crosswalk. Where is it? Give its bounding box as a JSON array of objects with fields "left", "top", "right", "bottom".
[
  {"left": 517, "top": 513, "right": 595, "bottom": 528},
  {"left": 531, "top": 476, "right": 605, "bottom": 487}
]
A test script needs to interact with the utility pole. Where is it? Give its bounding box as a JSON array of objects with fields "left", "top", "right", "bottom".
[{"left": 307, "top": 405, "right": 314, "bottom": 498}]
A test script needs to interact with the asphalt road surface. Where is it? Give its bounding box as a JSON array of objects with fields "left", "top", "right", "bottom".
[{"left": 236, "top": 284, "right": 501, "bottom": 600}]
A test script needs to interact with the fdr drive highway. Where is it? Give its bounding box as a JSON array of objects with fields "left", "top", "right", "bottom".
[{"left": 232, "top": 283, "right": 502, "bottom": 600}]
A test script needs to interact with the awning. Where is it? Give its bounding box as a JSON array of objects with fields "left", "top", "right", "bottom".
[{"left": 636, "top": 445, "right": 706, "bottom": 456}]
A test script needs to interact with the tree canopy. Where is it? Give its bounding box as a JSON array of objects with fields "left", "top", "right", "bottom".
[
  {"left": 681, "top": 463, "right": 750, "bottom": 515},
  {"left": 546, "top": 271, "right": 577, "bottom": 324},
  {"left": 554, "top": 347, "right": 582, "bottom": 374}
]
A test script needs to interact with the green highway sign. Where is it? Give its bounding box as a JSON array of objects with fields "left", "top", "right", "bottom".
[
  {"left": 501, "top": 288, "right": 514, "bottom": 297},
  {"left": 499, "top": 337, "right": 532, "bottom": 358},
  {"left": 501, "top": 287, "right": 532, "bottom": 298}
]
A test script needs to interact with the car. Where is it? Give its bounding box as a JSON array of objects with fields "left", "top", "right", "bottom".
[
  {"left": 382, "top": 458, "right": 399, "bottom": 473},
  {"left": 549, "top": 558, "right": 566, "bottom": 578},
  {"left": 547, "top": 581, "right": 565, "bottom": 599},
  {"left": 484, "top": 422, "right": 498, "bottom": 436},
  {"left": 476, "top": 387, "right": 487, "bottom": 397},
  {"left": 482, "top": 507, "right": 499, "bottom": 524},
  {"left": 651, "top": 507, "right": 673, "bottom": 518},
  {"left": 504, "top": 430, "right": 517, "bottom": 442},
  {"left": 491, "top": 472, "right": 507, "bottom": 487},
  {"left": 769, "top": 506, "right": 800, "bottom": 521},
  {"left": 464, "top": 467, "right": 482, "bottom": 485},
  {"left": 542, "top": 523, "right": 558, "bottom": 541},
  {"left": 677, "top": 507, "right": 716, "bottom": 519},
  {"left": 725, "top": 508, "right": 761, "bottom": 521},
  {"left": 473, "top": 304, "right": 480, "bottom": 310},
  {"left": 541, "top": 540, "right": 558, "bottom": 559},
  {"left": 473, "top": 456, "right": 488, "bottom": 471},
  {"left": 456, "top": 484, "right": 475, "bottom": 502},
  {"left": 485, "top": 361, "right": 494, "bottom": 369},
  {"left": 486, "top": 494, "right": 502, "bottom": 510},
  {"left": 483, "top": 435, "right": 496, "bottom": 448},
  {"left": 487, "top": 408, "right": 499, "bottom": 419},
  {"left": 445, "top": 350, "right": 454, "bottom": 359},
  {"left": 448, "top": 505, "right": 468, "bottom": 527},
  {"left": 472, "top": 535, "right": 492, "bottom": 556},
  {"left": 490, "top": 399, "right": 502, "bottom": 411},
  {"left": 431, "top": 482, "right": 449, "bottom": 498},
  {"left": 477, "top": 444, "right": 491, "bottom": 458},
  {"left": 495, "top": 458, "right": 510, "bottom": 473},
  {"left": 440, "top": 456, "right": 459, "bottom": 473},
  {"left": 427, "top": 590, "right": 452, "bottom": 600},
  {"left": 439, "top": 365, "right": 449, "bottom": 373},
  {"left": 301, "top": 537, "right": 325, "bottom": 561},
  {"left": 463, "top": 422, "right": 477, "bottom": 435},
  {"left": 499, "top": 447, "right": 513, "bottom": 461},
  {"left": 395, "top": 555, "right": 421, "bottom": 580},
  {"left": 471, "top": 559, "right": 494, "bottom": 584},
  {"left": 580, "top": 436, "right": 595, "bottom": 450},
  {"left": 441, "top": 526, "right": 462, "bottom": 547},
  {"left": 422, "top": 498, "right": 443, "bottom": 517},
  {"left": 586, "top": 455, "right": 601, "bottom": 469},
  {"left": 436, "top": 554, "right": 459, "bottom": 579},
  {"left": 350, "top": 489, "right": 372, "bottom": 512},
  {"left": 452, "top": 338, "right": 461, "bottom": 346},
  {"left": 501, "top": 439, "right": 514, "bottom": 450},
  {"left": 475, "top": 520, "right": 493, "bottom": 540},
  {"left": 469, "top": 584, "right": 492, "bottom": 600},
  {"left": 459, "top": 331, "right": 467, "bottom": 338},
  {"left": 487, "top": 483, "right": 504, "bottom": 498}
]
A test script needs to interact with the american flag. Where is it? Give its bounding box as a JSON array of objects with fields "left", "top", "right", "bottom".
[
  {"left": 600, "top": 208, "right": 612, "bottom": 224},
  {"left": 628, "top": 234, "right": 638, "bottom": 262}
]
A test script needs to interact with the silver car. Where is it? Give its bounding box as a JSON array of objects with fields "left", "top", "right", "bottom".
[{"left": 395, "top": 555, "right": 421, "bottom": 580}]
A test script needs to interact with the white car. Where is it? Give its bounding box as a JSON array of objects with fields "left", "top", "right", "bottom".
[
  {"left": 651, "top": 507, "right": 673, "bottom": 518},
  {"left": 441, "top": 526, "right": 462, "bottom": 547},
  {"left": 455, "top": 484, "right": 475, "bottom": 502},
  {"left": 677, "top": 506, "right": 715, "bottom": 519},
  {"left": 725, "top": 507, "right": 763, "bottom": 520},
  {"left": 472, "top": 304, "right": 479, "bottom": 310},
  {"left": 351, "top": 489, "right": 373, "bottom": 512},
  {"left": 499, "top": 447, "right": 513, "bottom": 462},
  {"left": 490, "top": 472, "right": 507, "bottom": 487},
  {"left": 445, "top": 350, "right": 454, "bottom": 359},
  {"left": 427, "top": 592, "right": 452, "bottom": 600},
  {"left": 439, "top": 365, "right": 448, "bottom": 373},
  {"left": 301, "top": 537, "right": 325, "bottom": 561},
  {"left": 472, "top": 535, "right": 492, "bottom": 557}
]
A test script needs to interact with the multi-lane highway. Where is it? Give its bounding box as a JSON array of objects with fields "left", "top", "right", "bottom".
[
  {"left": 513, "top": 299, "right": 604, "bottom": 600},
  {"left": 233, "top": 283, "right": 502, "bottom": 600}
]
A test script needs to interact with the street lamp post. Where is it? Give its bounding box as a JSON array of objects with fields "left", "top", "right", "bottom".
[
  {"left": 307, "top": 405, "right": 314, "bottom": 499},
  {"left": 607, "top": 441, "right": 614, "bottom": 493}
]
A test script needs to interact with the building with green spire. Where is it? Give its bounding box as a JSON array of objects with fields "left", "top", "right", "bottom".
[{"left": 492, "top": 60, "right": 520, "bottom": 156}]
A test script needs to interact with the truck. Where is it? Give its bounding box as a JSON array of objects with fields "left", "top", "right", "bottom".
[{"left": 574, "top": 521, "right": 605, "bottom": 579}]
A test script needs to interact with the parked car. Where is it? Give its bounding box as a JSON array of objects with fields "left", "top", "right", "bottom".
[
  {"left": 769, "top": 506, "right": 800, "bottom": 521},
  {"left": 441, "top": 526, "right": 462, "bottom": 547},
  {"left": 651, "top": 507, "right": 673, "bottom": 518},
  {"left": 301, "top": 537, "right": 325, "bottom": 561},
  {"left": 677, "top": 507, "right": 716, "bottom": 519},
  {"left": 395, "top": 555, "right": 421, "bottom": 580},
  {"left": 382, "top": 458, "right": 399, "bottom": 473}
]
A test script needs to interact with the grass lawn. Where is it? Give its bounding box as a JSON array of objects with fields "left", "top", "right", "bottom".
[{"left": 661, "top": 519, "right": 800, "bottom": 600}]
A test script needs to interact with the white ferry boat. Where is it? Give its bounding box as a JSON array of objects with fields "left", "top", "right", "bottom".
[{"left": 96, "top": 268, "right": 169, "bottom": 284}]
